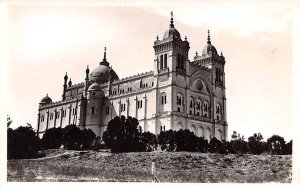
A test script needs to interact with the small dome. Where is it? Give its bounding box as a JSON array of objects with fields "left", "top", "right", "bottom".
[
  {"left": 88, "top": 82, "right": 101, "bottom": 91},
  {"left": 163, "top": 27, "right": 181, "bottom": 40},
  {"left": 162, "top": 12, "right": 181, "bottom": 40},
  {"left": 202, "top": 30, "right": 218, "bottom": 56},
  {"left": 202, "top": 43, "right": 218, "bottom": 56},
  {"left": 40, "top": 94, "right": 52, "bottom": 104}
]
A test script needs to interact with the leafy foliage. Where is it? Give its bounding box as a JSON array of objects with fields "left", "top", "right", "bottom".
[
  {"left": 195, "top": 136, "right": 209, "bottom": 153},
  {"left": 284, "top": 140, "right": 292, "bottom": 155},
  {"left": 81, "top": 128, "right": 96, "bottom": 150},
  {"left": 267, "top": 135, "right": 286, "bottom": 155},
  {"left": 7, "top": 126, "right": 40, "bottom": 159},
  {"left": 209, "top": 137, "right": 222, "bottom": 153},
  {"left": 41, "top": 127, "right": 63, "bottom": 149},
  {"left": 141, "top": 132, "right": 158, "bottom": 152},
  {"left": 102, "top": 116, "right": 144, "bottom": 152},
  {"left": 247, "top": 133, "right": 265, "bottom": 155},
  {"left": 61, "top": 124, "right": 83, "bottom": 150},
  {"left": 158, "top": 130, "right": 176, "bottom": 151},
  {"left": 174, "top": 129, "right": 198, "bottom": 152}
]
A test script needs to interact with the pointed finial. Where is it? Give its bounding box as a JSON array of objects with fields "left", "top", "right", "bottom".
[
  {"left": 86, "top": 65, "right": 89, "bottom": 74},
  {"left": 68, "top": 78, "right": 72, "bottom": 86},
  {"left": 207, "top": 30, "right": 211, "bottom": 44},
  {"left": 64, "top": 72, "right": 68, "bottom": 81},
  {"left": 196, "top": 51, "right": 198, "bottom": 56},
  {"left": 170, "top": 11, "right": 174, "bottom": 28},
  {"left": 46, "top": 93, "right": 48, "bottom": 97},
  {"left": 103, "top": 47, "right": 107, "bottom": 61},
  {"left": 156, "top": 35, "right": 159, "bottom": 40},
  {"left": 221, "top": 51, "right": 223, "bottom": 56},
  {"left": 185, "top": 36, "right": 187, "bottom": 41}
]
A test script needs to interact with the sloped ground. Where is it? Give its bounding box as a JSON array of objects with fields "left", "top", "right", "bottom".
[{"left": 7, "top": 149, "right": 292, "bottom": 182}]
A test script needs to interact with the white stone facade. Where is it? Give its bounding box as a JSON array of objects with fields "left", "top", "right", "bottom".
[{"left": 37, "top": 13, "right": 228, "bottom": 141}]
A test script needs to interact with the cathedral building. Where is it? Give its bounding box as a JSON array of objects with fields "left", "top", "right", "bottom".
[{"left": 37, "top": 13, "right": 228, "bottom": 141}]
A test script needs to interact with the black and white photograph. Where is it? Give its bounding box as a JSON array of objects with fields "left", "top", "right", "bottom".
[{"left": 1, "top": 0, "right": 299, "bottom": 186}]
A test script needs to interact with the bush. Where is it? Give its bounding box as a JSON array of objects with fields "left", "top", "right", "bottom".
[
  {"left": 209, "top": 137, "right": 222, "bottom": 153},
  {"left": 62, "top": 124, "right": 83, "bottom": 150},
  {"left": 81, "top": 128, "right": 96, "bottom": 150},
  {"left": 141, "top": 132, "right": 158, "bottom": 152},
  {"left": 195, "top": 137, "right": 209, "bottom": 153},
  {"left": 174, "top": 129, "right": 197, "bottom": 152},
  {"left": 7, "top": 126, "right": 40, "bottom": 159},
  {"left": 284, "top": 140, "right": 292, "bottom": 155},
  {"left": 102, "top": 116, "right": 144, "bottom": 152},
  {"left": 90, "top": 136, "right": 107, "bottom": 151},
  {"left": 267, "top": 135, "right": 286, "bottom": 155},
  {"left": 218, "top": 140, "right": 231, "bottom": 154},
  {"left": 247, "top": 133, "right": 265, "bottom": 155},
  {"left": 158, "top": 130, "right": 176, "bottom": 151},
  {"left": 41, "top": 127, "right": 63, "bottom": 149}
]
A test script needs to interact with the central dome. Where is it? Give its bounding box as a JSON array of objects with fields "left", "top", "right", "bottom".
[
  {"left": 89, "top": 65, "right": 118, "bottom": 84},
  {"left": 89, "top": 47, "right": 119, "bottom": 84}
]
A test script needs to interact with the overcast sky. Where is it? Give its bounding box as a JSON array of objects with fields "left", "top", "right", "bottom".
[{"left": 1, "top": 0, "right": 297, "bottom": 141}]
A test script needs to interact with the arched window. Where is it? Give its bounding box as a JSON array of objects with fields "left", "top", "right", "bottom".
[
  {"left": 216, "top": 104, "right": 222, "bottom": 121},
  {"left": 177, "top": 54, "right": 181, "bottom": 69},
  {"left": 161, "top": 92, "right": 167, "bottom": 105},
  {"left": 216, "top": 129, "right": 223, "bottom": 140},
  {"left": 203, "top": 100, "right": 209, "bottom": 117},
  {"left": 190, "top": 124, "right": 196, "bottom": 134},
  {"left": 198, "top": 126, "right": 204, "bottom": 137},
  {"left": 164, "top": 54, "right": 167, "bottom": 68},
  {"left": 189, "top": 97, "right": 195, "bottom": 115},
  {"left": 205, "top": 127, "right": 211, "bottom": 141},
  {"left": 195, "top": 99, "right": 201, "bottom": 116},
  {"left": 176, "top": 93, "right": 183, "bottom": 112},
  {"left": 160, "top": 55, "right": 163, "bottom": 70}
]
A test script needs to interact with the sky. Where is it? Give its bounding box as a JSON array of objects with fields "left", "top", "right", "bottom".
[{"left": 0, "top": 0, "right": 297, "bottom": 141}]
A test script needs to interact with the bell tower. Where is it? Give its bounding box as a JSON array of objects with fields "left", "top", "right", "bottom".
[{"left": 153, "top": 12, "right": 190, "bottom": 75}]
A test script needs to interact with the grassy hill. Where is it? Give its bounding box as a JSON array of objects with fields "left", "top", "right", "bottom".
[{"left": 7, "top": 149, "right": 292, "bottom": 182}]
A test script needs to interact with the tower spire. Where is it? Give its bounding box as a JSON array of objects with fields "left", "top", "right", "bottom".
[
  {"left": 170, "top": 11, "right": 174, "bottom": 28},
  {"left": 103, "top": 47, "right": 107, "bottom": 61},
  {"left": 207, "top": 30, "right": 211, "bottom": 44}
]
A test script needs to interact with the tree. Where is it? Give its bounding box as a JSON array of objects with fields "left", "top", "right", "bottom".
[
  {"left": 267, "top": 135, "right": 286, "bottom": 155},
  {"left": 141, "top": 131, "right": 158, "bottom": 152},
  {"left": 81, "top": 128, "right": 96, "bottom": 150},
  {"left": 62, "top": 124, "right": 83, "bottom": 150},
  {"left": 174, "top": 129, "right": 198, "bottom": 152},
  {"left": 102, "top": 116, "right": 144, "bottom": 152},
  {"left": 218, "top": 140, "right": 231, "bottom": 154},
  {"left": 247, "top": 133, "right": 265, "bottom": 155},
  {"left": 7, "top": 126, "right": 40, "bottom": 159},
  {"left": 209, "top": 137, "right": 222, "bottom": 153},
  {"left": 195, "top": 136, "right": 209, "bottom": 153},
  {"left": 230, "top": 131, "right": 248, "bottom": 154},
  {"left": 41, "top": 127, "right": 63, "bottom": 149},
  {"left": 157, "top": 130, "right": 176, "bottom": 151},
  {"left": 284, "top": 140, "right": 292, "bottom": 155}
]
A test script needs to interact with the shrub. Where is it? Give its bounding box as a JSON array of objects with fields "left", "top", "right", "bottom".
[
  {"left": 247, "top": 133, "right": 265, "bottom": 155},
  {"left": 174, "top": 129, "right": 198, "bottom": 152},
  {"left": 284, "top": 140, "right": 292, "bottom": 155},
  {"left": 267, "top": 135, "right": 286, "bottom": 155},
  {"left": 158, "top": 130, "right": 176, "bottom": 151},
  {"left": 102, "top": 116, "right": 144, "bottom": 152},
  {"left": 81, "top": 128, "right": 96, "bottom": 150},
  {"left": 195, "top": 136, "right": 209, "bottom": 153},
  {"left": 141, "top": 131, "right": 158, "bottom": 152},
  {"left": 7, "top": 126, "right": 40, "bottom": 159},
  {"left": 62, "top": 124, "right": 83, "bottom": 150},
  {"left": 41, "top": 127, "right": 63, "bottom": 149},
  {"left": 230, "top": 131, "right": 248, "bottom": 154},
  {"left": 209, "top": 137, "right": 222, "bottom": 153},
  {"left": 218, "top": 140, "right": 231, "bottom": 154},
  {"left": 90, "top": 136, "right": 107, "bottom": 151}
]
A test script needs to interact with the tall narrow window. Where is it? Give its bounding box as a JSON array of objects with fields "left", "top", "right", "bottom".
[
  {"left": 203, "top": 101, "right": 209, "bottom": 117},
  {"left": 177, "top": 54, "right": 181, "bottom": 69},
  {"left": 181, "top": 55, "right": 184, "bottom": 69},
  {"left": 177, "top": 94, "right": 183, "bottom": 112},
  {"left": 161, "top": 92, "right": 167, "bottom": 105},
  {"left": 160, "top": 55, "right": 163, "bottom": 70},
  {"left": 164, "top": 54, "right": 167, "bottom": 68},
  {"left": 92, "top": 107, "right": 95, "bottom": 115},
  {"left": 105, "top": 106, "right": 109, "bottom": 115}
]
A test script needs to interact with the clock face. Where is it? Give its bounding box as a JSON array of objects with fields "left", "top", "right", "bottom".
[{"left": 196, "top": 80, "right": 203, "bottom": 91}]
